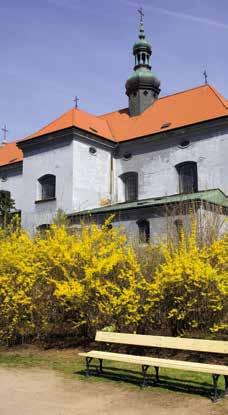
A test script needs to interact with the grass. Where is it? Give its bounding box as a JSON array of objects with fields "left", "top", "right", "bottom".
[{"left": 0, "top": 345, "right": 226, "bottom": 400}]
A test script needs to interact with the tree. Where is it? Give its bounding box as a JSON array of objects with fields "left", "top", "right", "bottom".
[{"left": 0, "top": 190, "right": 15, "bottom": 228}]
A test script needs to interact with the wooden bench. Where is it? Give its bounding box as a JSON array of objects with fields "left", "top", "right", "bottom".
[{"left": 79, "top": 331, "right": 228, "bottom": 402}]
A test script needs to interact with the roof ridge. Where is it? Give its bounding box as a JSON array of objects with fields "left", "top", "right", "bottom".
[
  {"left": 207, "top": 85, "right": 228, "bottom": 109},
  {"left": 157, "top": 84, "right": 211, "bottom": 101},
  {"left": 20, "top": 107, "right": 74, "bottom": 142},
  {"left": 99, "top": 107, "right": 128, "bottom": 118},
  {"left": 72, "top": 107, "right": 116, "bottom": 140},
  {"left": 103, "top": 118, "right": 117, "bottom": 141}
]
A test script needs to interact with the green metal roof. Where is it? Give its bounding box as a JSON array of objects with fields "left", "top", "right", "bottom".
[
  {"left": 127, "top": 68, "right": 157, "bottom": 80},
  {"left": 73, "top": 189, "right": 228, "bottom": 216},
  {"left": 133, "top": 38, "right": 151, "bottom": 49}
]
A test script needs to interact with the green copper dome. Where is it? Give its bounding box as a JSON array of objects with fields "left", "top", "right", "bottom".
[
  {"left": 126, "top": 68, "right": 160, "bottom": 96},
  {"left": 133, "top": 38, "right": 151, "bottom": 54}
]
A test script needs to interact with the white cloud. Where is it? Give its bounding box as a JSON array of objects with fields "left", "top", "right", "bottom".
[
  {"left": 119, "top": 0, "right": 228, "bottom": 30},
  {"left": 45, "top": 0, "right": 81, "bottom": 10}
]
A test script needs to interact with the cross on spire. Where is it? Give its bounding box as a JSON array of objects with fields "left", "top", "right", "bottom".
[
  {"left": 137, "top": 7, "right": 145, "bottom": 39},
  {"left": 138, "top": 7, "right": 144, "bottom": 23},
  {"left": 74, "top": 96, "right": 79, "bottom": 109},
  {"left": 203, "top": 70, "right": 208, "bottom": 85},
  {"left": 1, "top": 124, "right": 8, "bottom": 144}
]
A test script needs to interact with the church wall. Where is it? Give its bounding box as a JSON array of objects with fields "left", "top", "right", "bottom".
[
  {"left": 20, "top": 141, "right": 74, "bottom": 232},
  {"left": 0, "top": 166, "right": 23, "bottom": 212},
  {"left": 115, "top": 127, "right": 228, "bottom": 202},
  {"left": 198, "top": 204, "right": 228, "bottom": 236},
  {"left": 112, "top": 208, "right": 227, "bottom": 243},
  {"left": 82, "top": 203, "right": 227, "bottom": 244},
  {"left": 72, "top": 139, "right": 112, "bottom": 212},
  {"left": 112, "top": 208, "right": 167, "bottom": 243},
  {"left": 77, "top": 206, "right": 198, "bottom": 244}
]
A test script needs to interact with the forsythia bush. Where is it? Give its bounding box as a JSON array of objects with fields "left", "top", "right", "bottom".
[
  {"left": 0, "top": 219, "right": 227, "bottom": 345},
  {"left": 0, "top": 219, "right": 145, "bottom": 344},
  {"left": 0, "top": 226, "right": 38, "bottom": 344},
  {"left": 34, "top": 220, "right": 145, "bottom": 340},
  {"left": 144, "top": 224, "right": 228, "bottom": 336}
]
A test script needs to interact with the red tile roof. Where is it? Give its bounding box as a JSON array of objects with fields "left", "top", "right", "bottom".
[
  {"left": 100, "top": 85, "right": 228, "bottom": 141},
  {"left": 0, "top": 84, "right": 227, "bottom": 167},
  {"left": 23, "top": 107, "right": 114, "bottom": 142},
  {"left": 0, "top": 142, "right": 23, "bottom": 168}
]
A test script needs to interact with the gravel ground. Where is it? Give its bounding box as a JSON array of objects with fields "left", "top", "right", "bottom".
[{"left": 0, "top": 367, "right": 227, "bottom": 415}]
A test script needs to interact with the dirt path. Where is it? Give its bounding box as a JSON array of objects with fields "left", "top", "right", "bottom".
[{"left": 0, "top": 367, "right": 226, "bottom": 415}]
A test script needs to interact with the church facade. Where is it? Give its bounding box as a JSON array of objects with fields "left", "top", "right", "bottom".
[{"left": 0, "top": 16, "right": 227, "bottom": 241}]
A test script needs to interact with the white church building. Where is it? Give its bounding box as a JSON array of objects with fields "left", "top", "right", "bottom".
[{"left": 0, "top": 15, "right": 227, "bottom": 241}]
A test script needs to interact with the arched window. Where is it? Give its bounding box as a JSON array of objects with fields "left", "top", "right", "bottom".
[
  {"left": 36, "top": 224, "right": 50, "bottom": 236},
  {"left": 176, "top": 162, "right": 198, "bottom": 194},
  {"left": 38, "top": 174, "right": 56, "bottom": 201},
  {"left": 37, "top": 224, "right": 50, "bottom": 231},
  {"left": 137, "top": 219, "right": 150, "bottom": 243},
  {"left": 120, "top": 172, "right": 138, "bottom": 202}
]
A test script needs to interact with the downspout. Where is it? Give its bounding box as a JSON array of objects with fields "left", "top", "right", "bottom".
[
  {"left": 110, "top": 154, "right": 113, "bottom": 201},
  {"left": 110, "top": 143, "right": 119, "bottom": 203}
]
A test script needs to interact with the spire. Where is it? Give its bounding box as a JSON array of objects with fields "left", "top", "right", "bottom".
[
  {"left": 138, "top": 7, "right": 145, "bottom": 39},
  {"left": 125, "top": 9, "right": 161, "bottom": 117},
  {"left": 133, "top": 8, "right": 152, "bottom": 70}
]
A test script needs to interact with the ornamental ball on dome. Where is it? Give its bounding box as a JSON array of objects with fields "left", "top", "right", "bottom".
[{"left": 133, "top": 38, "right": 152, "bottom": 55}]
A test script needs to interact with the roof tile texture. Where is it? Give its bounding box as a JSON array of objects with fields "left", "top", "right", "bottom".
[{"left": 0, "top": 142, "right": 23, "bottom": 168}]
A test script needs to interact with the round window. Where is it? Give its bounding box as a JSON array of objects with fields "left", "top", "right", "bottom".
[
  {"left": 123, "top": 153, "right": 132, "bottom": 160},
  {"left": 179, "top": 140, "right": 190, "bottom": 148},
  {"left": 89, "top": 147, "right": 97, "bottom": 155}
]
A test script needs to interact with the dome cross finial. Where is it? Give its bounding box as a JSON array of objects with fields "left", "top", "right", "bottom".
[
  {"left": 138, "top": 7, "right": 144, "bottom": 23},
  {"left": 138, "top": 7, "right": 145, "bottom": 39}
]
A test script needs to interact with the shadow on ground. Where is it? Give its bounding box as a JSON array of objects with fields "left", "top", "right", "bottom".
[{"left": 75, "top": 364, "right": 224, "bottom": 401}]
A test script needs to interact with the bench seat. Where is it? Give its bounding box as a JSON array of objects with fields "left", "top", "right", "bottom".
[{"left": 79, "top": 350, "right": 228, "bottom": 376}]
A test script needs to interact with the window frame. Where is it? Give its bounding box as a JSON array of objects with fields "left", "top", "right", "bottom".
[
  {"left": 137, "top": 219, "right": 150, "bottom": 244},
  {"left": 176, "top": 162, "right": 198, "bottom": 194},
  {"left": 37, "top": 174, "right": 56, "bottom": 203},
  {"left": 120, "top": 172, "right": 138, "bottom": 202}
]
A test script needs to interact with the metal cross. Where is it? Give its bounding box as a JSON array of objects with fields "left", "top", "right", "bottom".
[
  {"left": 74, "top": 96, "right": 79, "bottom": 109},
  {"left": 1, "top": 124, "right": 8, "bottom": 143},
  {"left": 203, "top": 70, "right": 208, "bottom": 85},
  {"left": 138, "top": 7, "right": 144, "bottom": 23}
]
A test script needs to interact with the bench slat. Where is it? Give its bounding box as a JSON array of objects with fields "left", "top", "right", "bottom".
[
  {"left": 95, "top": 332, "right": 228, "bottom": 354},
  {"left": 79, "top": 351, "right": 228, "bottom": 375}
]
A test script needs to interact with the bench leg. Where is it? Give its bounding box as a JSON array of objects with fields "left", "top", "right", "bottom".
[
  {"left": 224, "top": 375, "right": 228, "bottom": 397},
  {"left": 98, "top": 359, "right": 103, "bottom": 375},
  {"left": 154, "top": 366, "right": 160, "bottom": 384},
  {"left": 212, "top": 374, "right": 220, "bottom": 403},
  {"left": 141, "top": 365, "right": 149, "bottom": 388},
  {"left": 85, "top": 357, "right": 93, "bottom": 377}
]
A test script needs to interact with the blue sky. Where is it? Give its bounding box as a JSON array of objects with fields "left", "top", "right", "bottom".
[{"left": 1, "top": 0, "right": 228, "bottom": 141}]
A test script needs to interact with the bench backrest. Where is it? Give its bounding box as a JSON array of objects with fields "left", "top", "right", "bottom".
[{"left": 95, "top": 331, "right": 228, "bottom": 354}]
